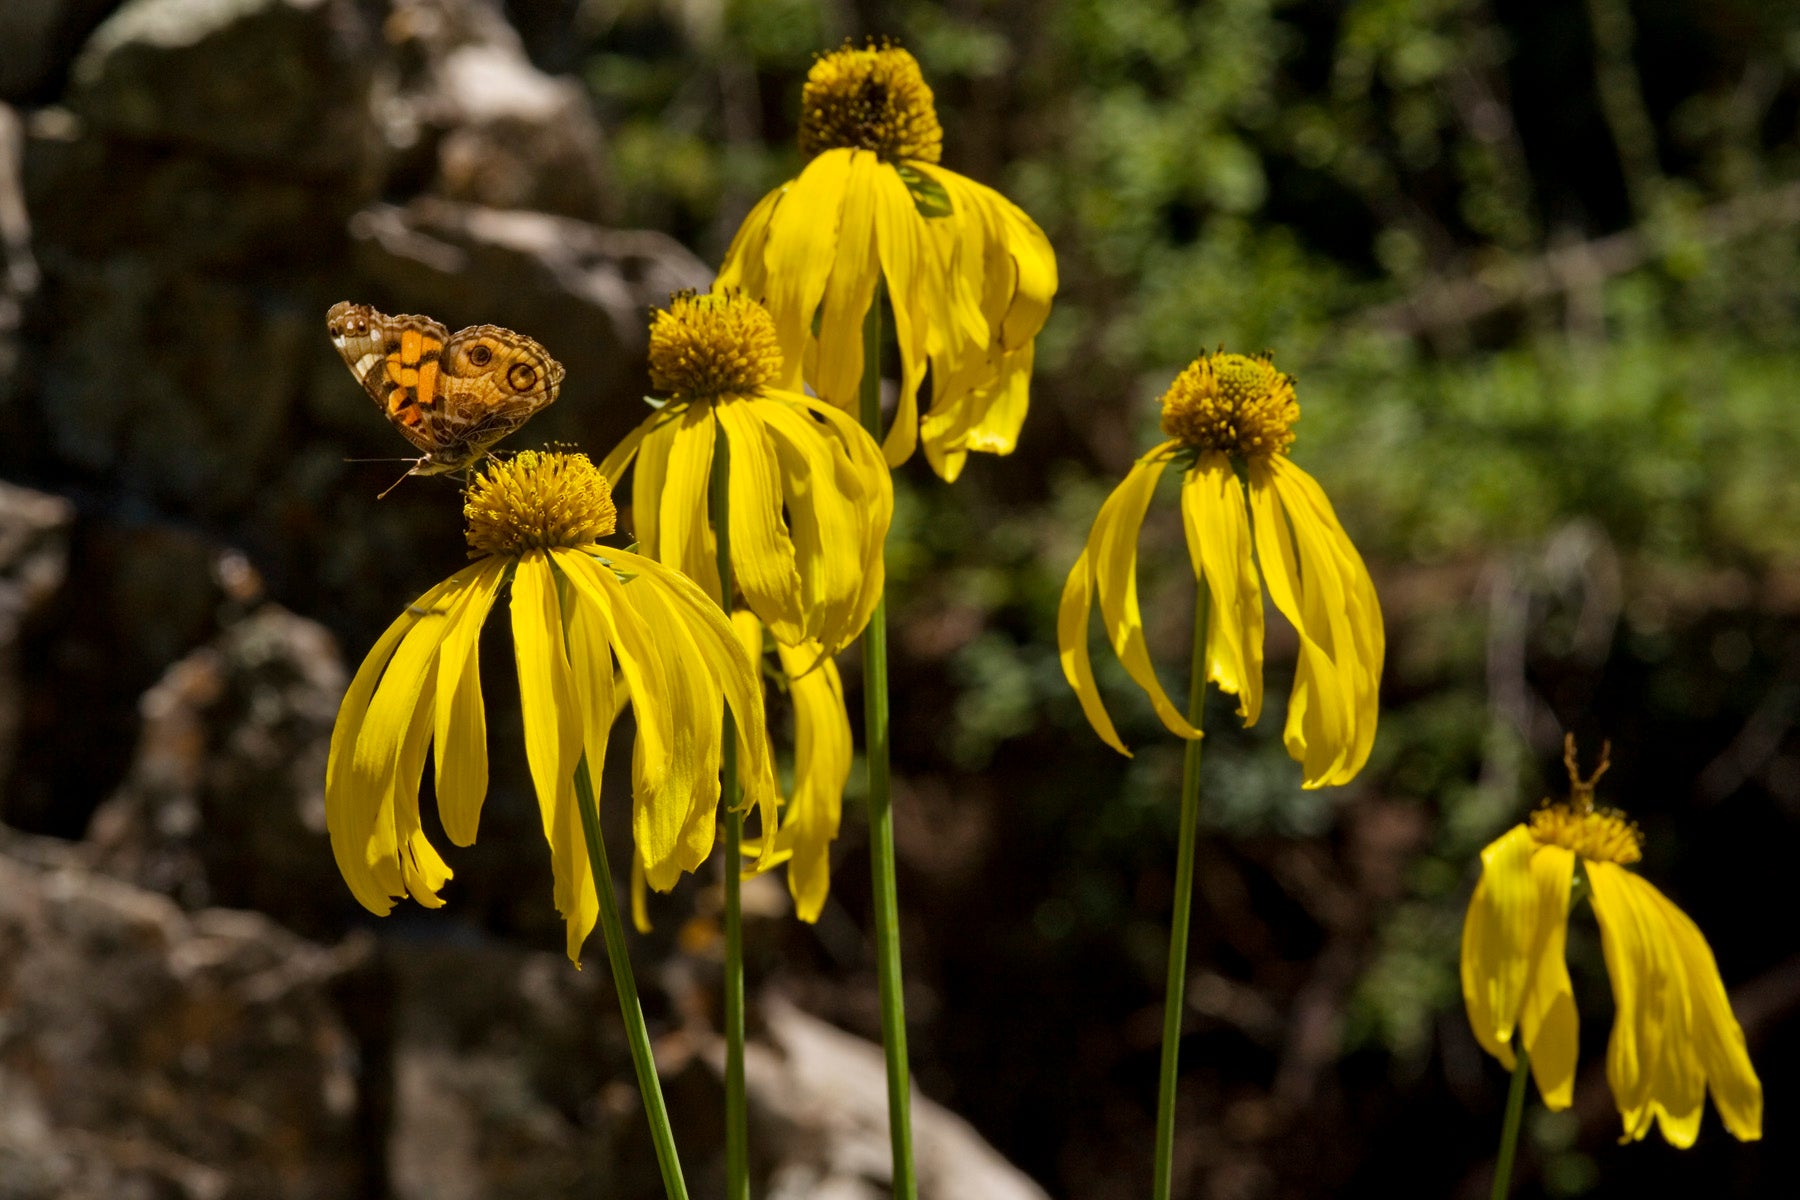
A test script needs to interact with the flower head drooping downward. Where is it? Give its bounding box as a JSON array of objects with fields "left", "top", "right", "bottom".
[
  {"left": 1059, "top": 348, "right": 1382, "bottom": 787},
  {"left": 799, "top": 41, "right": 944, "bottom": 163},
  {"left": 603, "top": 290, "right": 892, "bottom": 660},
  {"left": 1461, "top": 736, "right": 1762, "bottom": 1147},
  {"left": 325, "top": 449, "right": 777, "bottom": 965},
  {"left": 647, "top": 291, "right": 783, "bottom": 400},
  {"left": 717, "top": 39, "right": 1056, "bottom": 479}
]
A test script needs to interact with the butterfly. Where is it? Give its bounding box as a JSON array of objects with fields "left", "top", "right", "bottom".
[{"left": 326, "top": 301, "right": 565, "bottom": 481}]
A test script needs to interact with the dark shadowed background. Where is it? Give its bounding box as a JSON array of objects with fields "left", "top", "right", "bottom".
[{"left": 0, "top": 0, "right": 1796, "bottom": 1197}]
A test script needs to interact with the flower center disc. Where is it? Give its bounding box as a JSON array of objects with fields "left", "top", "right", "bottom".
[
  {"left": 648, "top": 291, "right": 783, "bottom": 401},
  {"left": 465, "top": 450, "right": 617, "bottom": 557},
  {"left": 1529, "top": 803, "right": 1644, "bottom": 865},
  {"left": 799, "top": 42, "right": 943, "bottom": 163},
  {"left": 1159, "top": 352, "right": 1300, "bottom": 460}
]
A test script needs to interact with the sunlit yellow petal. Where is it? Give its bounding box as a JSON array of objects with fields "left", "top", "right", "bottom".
[
  {"left": 510, "top": 553, "right": 596, "bottom": 963},
  {"left": 628, "top": 411, "right": 677, "bottom": 556},
  {"left": 432, "top": 559, "right": 507, "bottom": 846},
  {"left": 659, "top": 405, "right": 721, "bottom": 602},
  {"left": 814, "top": 149, "right": 883, "bottom": 409},
  {"left": 1057, "top": 542, "right": 1127, "bottom": 755},
  {"left": 775, "top": 640, "right": 851, "bottom": 922},
  {"left": 598, "top": 415, "right": 653, "bottom": 487},
  {"left": 630, "top": 848, "right": 652, "bottom": 935},
  {"left": 1648, "top": 884, "right": 1763, "bottom": 1141},
  {"left": 1588, "top": 861, "right": 1706, "bottom": 1146},
  {"left": 1520, "top": 844, "right": 1579, "bottom": 1109},
  {"left": 391, "top": 654, "right": 445, "bottom": 908},
  {"left": 1092, "top": 452, "right": 1198, "bottom": 740},
  {"left": 326, "top": 573, "right": 463, "bottom": 914},
  {"left": 716, "top": 397, "right": 805, "bottom": 642},
  {"left": 714, "top": 184, "right": 781, "bottom": 301},
  {"left": 758, "top": 149, "right": 853, "bottom": 393},
  {"left": 870, "top": 162, "right": 934, "bottom": 466},
  {"left": 1179, "top": 452, "right": 1263, "bottom": 725},
  {"left": 1460, "top": 825, "right": 1540, "bottom": 1067}
]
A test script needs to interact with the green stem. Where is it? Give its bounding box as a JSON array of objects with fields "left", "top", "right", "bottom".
[
  {"left": 1491, "top": 1038, "right": 1532, "bottom": 1200},
  {"left": 1152, "top": 583, "right": 1212, "bottom": 1200},
  {"left": 710, "top": 417, "right": 748, "bottom": 1200},
  {"left": 572, "top": 756, "right": 690, "bottom": 1200},
  {"left": 859, "top": 295, "right": 917, "bottom": 1198}
]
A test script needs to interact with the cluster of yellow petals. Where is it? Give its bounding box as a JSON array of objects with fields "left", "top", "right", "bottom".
[
  {"left": 326, "top": 452, "right": 777, "bottom": 964},
  {"left": 647, "top": 290, "right": 784, "bottom": 400},
  {"left": 463, "top": 450, "right": 617, "bottom": 557},
  {"left": 799, "top": 42, "right": 943, "bottom": 163},
  {"left": 1461, "top": 738, "right": 1761, "bottom": 1147},
  {"left": 1158, "top": 351, "right": 1299, "bottom": 460}
]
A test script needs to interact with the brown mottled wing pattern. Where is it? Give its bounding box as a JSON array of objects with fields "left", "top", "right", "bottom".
[{"left": 326, "top": 301, "right": 565, "bottom": 474}]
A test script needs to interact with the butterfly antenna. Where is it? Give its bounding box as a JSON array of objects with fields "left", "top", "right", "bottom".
[{"left": 342, "top": 456, "right": 420, "bottom": 464}]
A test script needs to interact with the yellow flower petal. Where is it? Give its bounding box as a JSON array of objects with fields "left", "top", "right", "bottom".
[
  {"left": 598, "top": 415, "right": 652, "bottom": 487},
  {"left": 1091, "top": 451, "right": 1198, "bottom": 741},
  {"left": 1460, "top": 825, "right": 1540, "bottom": 1066},
  {"left": 1179, "top": 452, "right": 1264, "bottom": 725},
  {"left": 1520, "top": 844, "right": 1579, "bottom": 1109},
  {"left": 775, "top": 639, "right": 851, "bottom": 922},
  {"left": 814, "top": 149, "right": 883, "bottom": 409},
  {"left": 752, "top": 393, "right": 891, "bottom": 654},
  {"left": 509, "top": 553, "right": 596, "bottom": 963},
  {"left": 628, "top": 411, "right": 676, "bottom": 559},
  {"left": 326, "top": 573, "right": 463, "bottom": 914},
  {"left": 1057, "top": 541, "right": 1126, "bottom": 755},
  {"left": 432, "top": 558, "right": 507, "bottom": 846},
  {"left": 715, "top": 184, "right": 782, "bottom": 301},
  {"left": 759, "top": 149, "right": 853, "bottom": 394},
  {"left": 1589, "top": 861, "right": 1760, "bottom": 1145},
  {"left": 715, "top": 396, "right": 806, "bottom": 643},
  {"left": 870, "top": 161, "right": 935, "bottom": 466},
  {"left": 659, "top": 405, "right": 721, "bottom": 603}
]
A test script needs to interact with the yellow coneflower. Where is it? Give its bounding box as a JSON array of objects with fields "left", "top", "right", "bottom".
[
  {"left": 323, "top": 450, "right": 777, "bottom": 963},
  {"left": 717, "top": 40, "right": 1057, "bottom": 480},
  {"left": 601, "top": 291, "right": 890, "bottom": 659},
  {"left": 1463, "top": 737, "right": 1762, "bottom": 1147},
  {"left": 1058, "top": 350, "right": 1384, "bottom": 787}
]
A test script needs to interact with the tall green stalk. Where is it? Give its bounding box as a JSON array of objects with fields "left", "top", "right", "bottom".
[
  {"left": 859, "top": 296, "right": 917, "bottom": 1197},
  {"left": 572, "top": 755, "right": 690, "bottom": 1200},
  {"left": 710, "top": 419, "right": 749, "bottom": 1200},
  {"left": 1491, "top": 1039, "right": 1532, "bottom": 1200},
  {"left": 1152, "top": 584, "right": 1212, "bottom": 1200}
]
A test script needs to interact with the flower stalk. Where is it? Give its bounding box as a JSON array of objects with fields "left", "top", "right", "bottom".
[
  {"left": 711, "top": 418, "right": 749, "bottom": 1200},
  {"left": 1491, "top": 1038, "right": 1531, "bottom": 1200},
  {"left": 572, "top": 753, "right": 690, "bottom": 1200},
  {"left": 860, "top": 295, "right": 917, "bottom": 1197},
  {"left": 1152, "top": 585, "right": 1211, "bottom": 1200}
]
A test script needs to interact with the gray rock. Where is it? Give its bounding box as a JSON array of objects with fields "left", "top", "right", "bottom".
[{"left": 0, "top": 837, "right": 368, "bottom": 1199}]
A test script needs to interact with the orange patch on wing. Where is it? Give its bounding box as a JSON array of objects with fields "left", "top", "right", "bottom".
[
  {"left": 415, "top": 359, "right": 441, "bottom": 407},
  {"left": 400, "top": 328, "right": 423, "bottom": 366}
]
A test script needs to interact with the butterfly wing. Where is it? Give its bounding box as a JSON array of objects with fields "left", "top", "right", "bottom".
[
  {"left": 425, "top": 324, "right": 566, "bottom": 468},
  {"left": 326, "top": 302, "right": 454, "bottom": 455}
]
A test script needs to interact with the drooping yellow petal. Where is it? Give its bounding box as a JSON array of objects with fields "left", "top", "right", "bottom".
[
  {"left": 1179, "top": 452, "right": 1264, "bottom": 725},
  {"left": 598, "top": 415, "right": 653, "bottom": 488},
  {"left": 753, "top": 149, "right": 853, "bottom": 394},
  {"left": 1587, "top": 861, "right": 1706, "bottom": 1146},
  {"left": 628, "top": 411, "right": 677, "bottom": 557},
  {"left": 1248, "top": 457, "right": 1384, "bottom": 787},
  {"left": 1091, "top": 452, "right": 1197, "bottom": 741},
  {"left": 814, "top": 149, "right": 883, "bottom": 409},
  {"left": 1460, "top": 825, "right": 1540, "bottom": 1067},
  {"left": 391, "top": 655, "right": 449, "bottom": 909},
  {"left": 869, "top": 160, "right": 937, "bottom": 466},
  {"left": 326, "top": 573, "right": 463, "bottom": 914},
  {"left": 554, "top": 551, "right": 687, "bottom": 884},
  {"left": 715, "top": 396, "right": 805, "bottom": 642},
  {"left": 606, "top": 547, "right": 780, "bottom": 861},
  {"left": 1589, "top": 861, "right": 1761, "bottom": 1145},
  {"left": 659, "top": 405, "right": 720, "bottom": 603},
  {"left": 1520, "top": 844, "right": 1579, "bottom": 1109},
  {"left": 565, "top": 571, "right": 617, "bottom": 793},
  {"left": 1647, "top": 883, "right": 1764, "bottom": 1141},
  {"left": 774, "top": 639, "right": 851, "bottom": 922},
  {"left": 630, "top": 848, "right": 652, "bottom": 935},
  {"left": 352, "top": 572, "right": 493, "bottom": 903},
  {"left": 432, "top": 558, "right": 507, "bottom": 846},
  {"left": 509, "top": 552, "right": 596, "bottom": 963},
  {"left": 714, "top": 184, "right": 782, "bottom": 301},
  {"left": 752, "top": 393, "right": 891, "bottom": 654}
]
